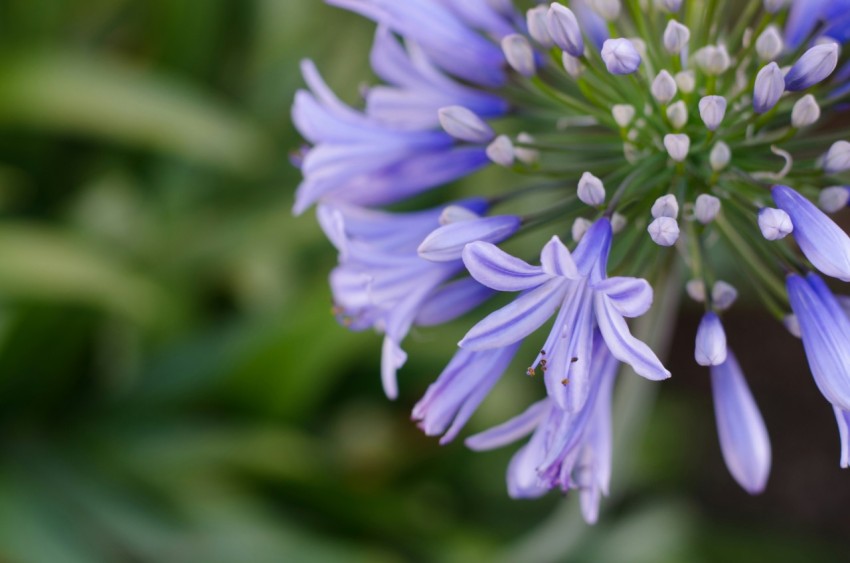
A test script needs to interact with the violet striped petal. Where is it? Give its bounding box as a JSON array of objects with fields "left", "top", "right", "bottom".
[
  {"left": 787, "top": 274, "right": 850, "bottom": 411},
  {"left": 594, "top": 293, "right": 671, "bottom": 380},
  {"left": 773, "top": 185, "right": 850, "bottom": 282},
  {"left": 460, "top": 278, "right": 569, "bottom": 350},
  {"left": 418, "top": 215, "right": 521, "bottom": 262},
  {"left": 415, "top": 278, "right": 495, "bottom": 326},
  {"left": 462, "top": 241, "right": 553, "bottom": 291},
  {"left": 540, "top": 235, "right": 581, "bottom": 279},
  {"left": 465, "top": 399, "right": 550, "bottom": 451},
  {"left": 593, "top": 276, "right": 653, "bottom": 317},
  {"left": 710, "top": 351, "right": 771, "bottom": 494},
  {"left": 413, "top": 344, "right": 519, "bottom": 444}
]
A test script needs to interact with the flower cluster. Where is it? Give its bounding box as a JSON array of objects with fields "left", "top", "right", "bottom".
[{"left": 293, "top": 0, "right": 850, "bottom": 521}]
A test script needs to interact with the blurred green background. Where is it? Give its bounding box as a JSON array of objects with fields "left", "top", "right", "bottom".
[{"left": 0, "top": 1, "right": 846, "bottom": 561}]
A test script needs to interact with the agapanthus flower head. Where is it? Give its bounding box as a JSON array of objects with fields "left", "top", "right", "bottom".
[{"left": 294, "top": 0, "right": 850, "bottom": 519}]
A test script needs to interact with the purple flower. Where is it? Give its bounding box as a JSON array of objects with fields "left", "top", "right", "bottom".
[
  {"left": 773, "top": 185, "right": 850, "bottom": 282},
  {"left": 319, "top": 198, "right": 494, "bottom": 398},
  {"left": 327, "top": 0, "right": 509, "bottom": 87},
  {"left": 412, "top": 343, "right": 519, "bottom": 445},
  {"left": 292, "top": 61, "right": 490, "bottom": 214},
  {"left": 365, "top": 27, "right": 509, "bottom": 129},
  {"left": 466, "top": 337, "right": 618, "bottom": 523},
  {"left": 786, "top": 273, "right": 850, "bottom": 411},
  {"left": 460, "top": 218, "right": 669, "bottom": 412},
  {"left": 711, "top": 351, "right": 771, "bottom": 494}
]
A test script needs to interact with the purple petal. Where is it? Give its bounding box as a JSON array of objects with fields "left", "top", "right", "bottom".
[
  {"left": 540, "top": 236, "right": 580, "bottom": 279},
  {"left": 572, "top": 218, "right": 613, "bottom": 282},
  {"left": 465, "top": 399, "right": 550, "bottom": 450},
  {"left": 773, "top": 185, "right": 850, "bottom": 282},
  {"left": 711, "top": 351, "right": 771, "bottom": 494},
  {"left": 462, "top": 241, "right": 553, "bottom": 291},
  {"left": 415, "top": 277, "right": 495, "bottom": 326},
  {"left": 460, "top": 278, "right": 568, "bottom": 350},
  {"left": 787, "top": 274, "right": 850, "bottom": 411},
  {"left": 593, "top": 276, "right": 654, "bottom": 318},
  {"left": 594, "top": 293, "right": 671, "bottom": 380},
  {"left": 381, "top": 337, "right": 407, "bottom": 400},
  {"left": 418, "top": 215, "right": 521, "bottom": 262}
]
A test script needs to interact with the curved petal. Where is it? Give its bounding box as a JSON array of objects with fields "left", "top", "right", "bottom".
[
  {"left": 540, "top": 236, "right": 580, "bottom": 279},
  {"left": 460, "top": 278, "right": 568, "bottom": 350},
  {"left": 462, "top": 241, "right": 553, "bottom": 291},
  {"left": 773, "top": 185, "right": 850, "bottom": 282},
  {"left": 594, "top": 293, "right": 671, "bottom": 380},
  {"left": 415, "top": 277, "right": 495, "bottom": 326},
  {"left": 711, "top": 351, "right": 771, "bottom": 494},
  {"left": 418, "top": 215, "right": 521, "bottom": 262},
  {"left": 465, "top": 399, "right": 550, "bottom": 451},
  {"left": 593, "top": 276, "right": 654, "bottom": 318}
]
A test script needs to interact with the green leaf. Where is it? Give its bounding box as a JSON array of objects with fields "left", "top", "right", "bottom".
[
  {"left": 0, "top": 224, "right": 169, "bottom": 324},
  {"left": 0, "top": 53, "right": 273, "bottom": 176}
]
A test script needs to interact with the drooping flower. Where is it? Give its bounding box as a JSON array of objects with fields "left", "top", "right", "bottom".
[
  {"left": 460, "top": 218, "right": 669, "bottom": 412},
  {"left": 466, "top": 335, "right": 618, "bottom": 522}
]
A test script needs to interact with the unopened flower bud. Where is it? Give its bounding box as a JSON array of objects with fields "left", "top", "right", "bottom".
[
  {"left": 758, "top": 207, "right": 793, "bottom": 240},
  {"left": 699, "top": 95, "right": 727, "bottom": 131},
  {"left": 663, "top": 20, "right": 690, "bottom": 54},
  {"left": 502, "top": 34, "right": 536, "bottom": 77},
  {"left": 438, "top": 106, "right": 494, "bottom": 143},
  {"left": 664, "top": 133, "right": 690, "bottom": 162},
  {"left": 652, "top": 70, "right": 678, "bottom": 103},
  {"left": 440, "top": 205, "right": 480, "bottom": 225},
  {"left": 547, "top": 4, "right": 584, "bottom": 57},
  {"left": 578, "top": 172, "right": 606, "bottom": 206},
  {"left": 756, "top": 26, "right": 783, "bottom": 61},
  {"left": 527, "top": 6, "right": 553, "bottom": 47},
  {"left": 588, "top": 0, "right": 621, "bottom": 21},
  {"left": 572, "top": 217, "right": 592, "bottom": 241},
  {"left": 611, "top": 213, "right": 628, "bottom": 233},
  {"left": 667, "top": 101, "right": 688, "bottom": 129},
  {"left": 696, "top": 45, "right": 731, "bottom": 75},
  {"left": 785, "top": 42, "right": 840, "bottom": 91},
  {"left": 753, "top": 62, "right": 784, "bottom": 114},
  {"left": 647, "top": 216, "right": 680, "bottom": 246},
  {"left": 695, "top": 194, "right": 721, "bottom": 223},
  {"left": 818, "top": 186, "right": 850, "bottom": 213},
  {"left": 515, "top": 132, "right": 539, "bottom": 165},
  {"left": 601, "top": 38, "right": 642, "bottom": 75},
  {"left": 712, "top": 281, "right": 739, "bottom": 311},
  {"left": 791, "top": 94, "right": 820, "bottom": 128},
  {"left": 652, "top": 194, "right": 680, "bottom": 219},
  {"left": 675, "top": 70, "right": 695, "bottom": 93},
  {"left": 687, "top": 279, "right": 706, "bottom": 302},
  {"left": 824, "top": 141, "right": 850, "bottom": 174},
  {"left": 710, "top": 141, "right": 731, "bottom": 171},
  {"left": 612, "top": 104, "right": 636, "bottom": 127},
  {"left": 695, "top": 312, "right": 727, "bottom": 366},
  {"left": 486, "top": 135, "right": 515, "bottom": 167},
  {"left": 562, "top": 52, "right": 585, "bottom": 77}
]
